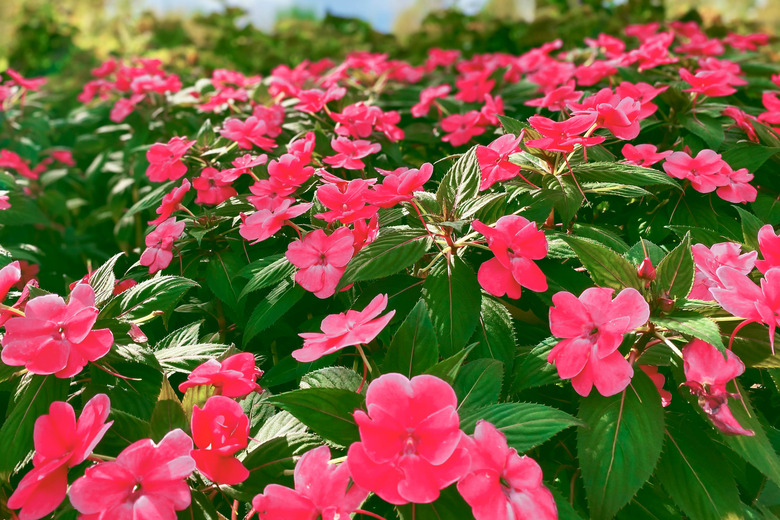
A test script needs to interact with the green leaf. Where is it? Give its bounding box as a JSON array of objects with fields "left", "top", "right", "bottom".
[
  {"left": 436, "top": 146, "right": 480, "bottom": 219},
  {"left": 205, "top": 253, "right": 242, "bottom": 311},
  {"left": 244, "top": 280, "right": 305, "bottom": 344},
  {"left": 155, "top": 321, "right": 203, "bottom": 350},
  {"left": 150, "top": 379, "right": 187, "bottom": 443},
  {"left": 511, "top": 337, "right": 562, "bottom": 392},
  {"left": 653, "top": 232, "right": 694, "bottom": 300},
  {"left": 422, "top": 255, "right": 481, "bottom": 357},
  {"left": 425, "top": 344, "right": 475, "bottom": 384},
  {"left": 543, "top": 173, "right": 583, "bottom": 225},
  {"left": 154, "top": 343, "right": 231, "bottom": 375},
  {"left": 721, "top": 143, "right": 780, "bottom": 173},
  {"left": 382, "top": 299, "right": 439, "bottom": 378},
  {"left": 238, "top": 255, "right": 296, "bottom": 300},
  {"left": 339, "top": 227, "right": 432, "bottom": 289},
  {"left": 100, "top": 275, "right": 198, "bottom": 324},
  {"left": 573, "top": 161, "right": 680, "bottom": 189},
  {"left": 460, "top": 402, "right": 579, "bottom": 453},
  {"left": 736, "top": 207, "right": 764, "bottom": 251},
  {"left": 562, "top": 235, "right": 643, "bottom": 291},
  {"left": 0, "top": 374, "right": 70, "bottom": 480},
  {"left": 497, "top": 114, "right": 530, "bottom": 137},
  {"left": 396, "top": 485, "right": 470, "bottom": 520},
  {"left": 265, "top": 388, "right": 364, "bottom": 447},
  {"left": 454, "top": 359, "right": 503, "bottom": 410},
  {"left": 178, "top": 490, "right": 221, "bottom": 520},
  {"left": 652, "top": 313, "right": 725, "bottom": 354},
  {"left": 126, "top": 181, "right": 174, "bottom": 217},
  {"left": 300, "top": 367, "right": 362, "bottom": 391},
  {"left": 682, "top": 113, "right": 724, "bottom": 149},
  {"left": 577, "top": 370, "right": 665, "bottom": 520},
  {"left": 471, "top": 295, "right": 517, "bottom": 375},
  {"left": 87, "top": 252, "right": 124, "bottom": 306}
]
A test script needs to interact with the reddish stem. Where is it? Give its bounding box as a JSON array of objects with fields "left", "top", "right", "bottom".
[{"left": 355, "top": 510, "right": 389, "bottom": 520}]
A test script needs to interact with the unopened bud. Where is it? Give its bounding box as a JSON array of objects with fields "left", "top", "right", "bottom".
[
  {"left": 637, "top": 257, "right": 656, "bottom": 282},
  {"left": 659, "top": 297, "right": 674, "bottom": 314}
]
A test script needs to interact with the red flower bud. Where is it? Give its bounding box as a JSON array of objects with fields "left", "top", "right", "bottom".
[{"left": 637, "top": 257, "right": 656, "bottom": 281}]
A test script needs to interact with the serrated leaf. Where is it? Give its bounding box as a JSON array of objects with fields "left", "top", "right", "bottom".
[
  {"left": 454, "top": 359, "right": 503, "bottom": 410},
  {"left": 653, "top": 232, "right": 694, "bottom": 300},
  {"left": 396, "top": 485, "right": 470, "bottom": 520},
  {"left": 511, "top": 337, "right": 562, "bottom": 392},
  {"left": 436, "top": 146, "right": 480, "bottom": 219},
  {"left": 382, "top": 299, "right": 439, "bottom": 378},
  {"left": 100, "top": 275, "right": 198, "bottom": 324},
  {"left": 425, "top": 344, "right": 475, "bottom": 384},
  {"left": 563, "top": 235, "right": 643, "bottom": 291},
  {"left": 244, "top": 280, "right": 305, "bottom": 344},
  {"left": 238, "top": 255, "right": 296, "bottom": 300},
  {"left": 87, "top": 252, "right": 124, "bottom": 306},
  {"left": 573, "top": 161, "right": 680, "bottom": 189},
  {"left": 300, "top": 366, "right": 362, "bottom": 391},
  {"left": 471, "top": 295, "right": 516, "bottom": 375},
  {"left": 736, "top": 207, "right": 764, "bottom": 251},
  {"left": 154, "top": 343, "right": 231, "bottom": 375},
  {"left": 652, "top": 313, "right": 725, "bottom": 354},
  {"left": 543, "top": 173, "right": 583, "bottom": 225},
  {"left": 155, "top": 321, "right": 203, "bottom": 350}
]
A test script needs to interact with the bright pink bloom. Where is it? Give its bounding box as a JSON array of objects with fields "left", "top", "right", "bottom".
[
  {"left": 525, "top": 81, "right": 582, "bottom": 112},
  {"left": 622, "top": 144, "right": 672, "bottom": 167},
  {"left": 294, "top": 293, "right": 395, "bottom": 362},
  {"left": 440, "top": 111, "right": 486, "bottom": 146},
  {"left": 267, "top": 153, "right": 314, "bottom": 189},
  {"left": 675, "top": 35, "right": 724, "bottom": 57},
  {"left": 140, "top": 217, "right": 186, "bottom": 274},
  {"left": 615, "top": 81, "right": 668, "bottom": 119},
  {"left": 293, "top": 85, "right": 347, "bottom": 114},
  {"left": 722, "top": 106, "right": 759, "bottom": 142},
  {"left": 455, "top": 70, "right": 495, "bottom": 103},
  {"left": 757, "top": 225, "right": 780, "bottom": 274},
  {"left": 240, "top": 198, "right": 312, "bottom": 244},
  {"left": 224, "top": 154, "right": 268, "bottom": 181},
  {"left": 352, "top": 215, "right": 379, "bottom": 254},
  {"left": 0, "top": 193, "right": 9, "bottom": 210},
  {"left": 585, "top": 33, "right": 626, "bottom": 58},
  {"left": 287, "top": 132, "right": 316, "bottom": 164},
  {"left": 367, "top": 163, "right": 433, "bottom": 208},
  {"left": 724, "top": 32, "right": 769, "bottom": 52},
  {"left": 50, "top": 150, "right": 75, "bottom": 167},
  {"left": 347, "top": 374, "right": 471, "bottom": 504},
  {"left": 149, "top": 178, "right": 190, "bottom": 225},
  {"left": 315, "top": 178, "right": 379, "bottom": 223},
  {"left": 252, "top": 445, "right": 369, "bottom": 520},
  {"left": 575, "top": 60, "right": 618, "bottom": 86},
  {"left": 285, "top": 227, "right": 354, "bottom": 298},
  {"left": 191, "top": 396, "right": 249, "bottom": 485},
  {"left": 679, "top": 68, "right": 739, "bottom": 97},
  {"left": 145, "top": 137, "right": 195, "bottom": 182},
  {"left": 411, "top": 84, "right": 451, "bottom": 118},
  {"left": 471, "top": 216, "right": 548, "bottom": 299},
  {"left": 548, "top": 287, "right": 650, "bottom": 396},
  {"left": 682, "top": 340, "right": 754, "bottom": 436},
  {"left": 479, "top": 94, "right": 504, "bottom": 126},
  {"left": 110, "top": 95, "right": 142, "bottom": 123},
  {"left": 7, "top": 394, "right": 112, "bottom": 520},
  {"left": 662, "top": 149, "right": 729, "bottom": 193},
  {"left": 716, "top": 164, "right": 756, "bottom": 204},
  {"left": 220, "top": 116, "right": 277, "bottom": 152},
  {"left": 193, "top": 167, "right": 237, "bottom": 206},
  {"left": 1, "top": 284, "right": 114, "bottom": 378},
  {"left": 425, "top": 48, "right": 461, "bottom": 70},
  {"left": 252, "top": 105, "right": 285, "bottom": 137},
  {"left": 570, "top": 89, "right": 642, "bottom": 140},
  {"left": 68, "top": 429, "right": 196, "bottom": 520},
  {"left": 6, "top": 68, "right": 46, "bottom": 91},
  {"left": 0, "top": 260, "right": 21, "bottom": 301},
  {"left": 639, "top": 366, "right": 672, "bottom": 407},
  {"left": 525, "top": 113, "right": 604, "bottom": 153},
  {"left": 690, "top": 242, "right": 757, "bottom": 301},
  {"left": 476, "top": 134, "right": 523, "bottom": 191},
  {"left": 0, "top": 149, "right": 36, "bottom": 179},
  {"left": 331, "top": 102, "right": 379, "bottom": 139},
  {"left": 179, "top": 352, "right": 263, "bottom": 397},
  {"left": 628, "top": 32, "right": 678, "bottom": 72},
  {"left": 457, "top": 420, "right": 557, "bottom": 520},
  {"left": 625, "top": 22, "right": 660, "bottom": 40},
  {"left": 376, "top": 109, "right": 405, "bottom": 141},
  {"left": 212, "top": 68, "right": 261, "bottom": 89},
  {"left": 323, "top": 138, "right": 381, "bottom": 170}
]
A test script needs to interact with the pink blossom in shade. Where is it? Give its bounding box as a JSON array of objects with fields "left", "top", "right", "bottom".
[
  {"left": 625, "top": 22, "right": 660, "bottom": 40},
  {"left": 352, "top": 215, "right": 379, "bottom": 255},
  {"left": 440, "top": 111, "right": 486, "bottom": 147},
  {"left": 674, "top": 35, "right": 725, "bottom": 57},
  {"left": 193, "top": 167, "right": 238, "bottom": 206},
  {"left": 457, "top": 420, "right": 557, "bottom": 520},
  {"left": 716, "top": 165, "right": 756, "bottom": 204},
  {"left": 375, "top": 109, "right": 405, "bottom": 142},
  {"left": 293, "top": 85, "right": 347, "bottom": 114},
  {"left": 331, "top": 102, "right": 379, "bottom": 139},
  {"left": 682, "top": 340, "right": 754, "bottom": 436},
  {"left": 525, "top": 113, "right": 605, "bottom": 153},
  {"left": 759, "top": 92, "right": 780, "bottom": 127},
  {"left": 0, "top": 284, "right": 114, "bottom": 378},
  {"left": 347, "top": 373, "right": 471, "bottom": 505},
  {"left": 471, "top": 216, "right": 548, "bottom": 299},
  {"left": 679, "top": 68, "right": 739, "bottom": 97},
  {"left": 526, "top": 61, "right": 576, "bottom": 92},
  {"left": 109, "top": 95, "right": 143, "bottom": 123},
  {"left": 757, "top": 225, "right": 780, "bottom": 274},
  {"left": 574, "top": 60, "right": 618, "bottom": 87},
  {"left": 547, "top": 287, "right": 650, "bottom": 397},
  {"left": 662, "top": 150, "right": 729, "bottom": 193},
  {"left": 287, "top": 132, "right": 316, "bottom": 164},
  {"left": 140, "top": 217, "right": 186, "bottom": 274},
  {"left": 145, "top": 137, "right": 195, "bottom": 183},
  {"left": 179, "top": 353, "right": 263, "bottom": 397},
  {"left": 639, "top": 366, "right": 672, "bottom": 407},
  {"left": 525, "top": 81, "right": 583, "bottom": 112},
  {"left": 0, "top": 260, "right": 21, "bottom": 301},
  {"left": 268, "top": 153, "right": 315, "bottom": 189},
  {"left": 478, "top": 94, "right": 504, "bottom": 127},
  {"left": 149, "top": 178, "right": 191, "bottom": 225},
  {"left": 198, "top": 87, "right": 248, "bottom": 111},
  {"left": 0, "top": 149, "right": 36, "bottom": 179},
  {"left": 476, "top": 134, "right": 523, "bottom": 191},
  {"left": 285, "top": 227, "right": 354, "bottom": 299},
  {"left": 615, "top": 81, "right": 668, "bottom": 119},
  {"left": 424, "top": 48, "right": 461, "bottom": 70},
  {"left": 0, "top": 192, "right": 9, "bottom": 210},
  {"left": 252, "top": 445, "right": 369, "bottom": 520},
  {"left": 219, "top": 116, "right": 277, "bottom": 152},
  {"left": 5, "top": 68, "right": 46, "bottom": 91},
  {"left": 689, "top": 242, "right": 757, "bottom": 301},
  {"left": 191, "top": 396, "right": 249, "bottom": 485},
  {"left": 239, "top": 199, "right": 312, "bottom": 244},
  {"left": 367, "top": 163, "right": 434, "bottom": 208},
  {"left": 411, "top": 84, "right": 451, "bottom": 118},
  {"left": 314, "top": 178, "right": 378, "bottom": 224},
  {"left": 722, "top": 106, "right": 759, "bottom": 143},
  {"left": 68, "top": 429, "right": 196, "bottom": 520},
  {"left": 7, "top": 394, "right": 112, "bottom": 520},
  {"left": 113, "top": 279, "right": 137, "bottom": 295},
  {"left": 621, "top": 144, "right": 672, "bottom": 167},
  {"left": 585, "top": 33, "right": 626, "bottom": 58},
  {"left": 455, "top": 70, "right": 496, "bottom": 103},
  {"left": 14, "top": 260, "right": 38, "bottom": 290},
  {"left": 294, "top": 293, "right": 395, "bottom": 362},
  {"left": 50, "top": 150, "right": 75, "bottom": 167},
  {"left": 323, "top": 137, "right": 382, "bottom": 170},
  {"left": 724, "top": 32, "right": 770, "bottom": 52}
]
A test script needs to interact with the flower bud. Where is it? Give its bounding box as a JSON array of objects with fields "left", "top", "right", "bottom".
[{"left": 637, "top": 257, "right": 656, "bottom": 281}]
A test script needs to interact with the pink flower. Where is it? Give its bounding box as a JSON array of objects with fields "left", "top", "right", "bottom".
[
  {"left": 570, "top": 89, "right": 642, "bottom": 140},
  {"left": 425, "top": 48, "right": 461, "bottom": 70},
  {"left": 285, "top": 227, "right": 354, "bottom": 298},
  {"left": 110, "top": 95, "right": 142, "bottom": 123},
  {"left": 347, "top": 374, "right": 471, "bottom": 504},
  {"left": 267, "top": 153, "right": 314, "bottom": 189},
  {"left": 331, "top": 102, "right": 379, "bottom": 139},
  {"left": 193, "top": 166, "right": 238, "bottom": 206},
  {"left": 690, "top": 242, "right": 757, "bottom": 301},
  {"left": 149, "top": 178, "right": 190, "bottom": 225},
  {"left": 68, "top": 429, "right": 196, "bottom": 520},
  {"left": 220, "top": 116, "right": 277, "bottom": 152},
  {"left": 615, "top": 81, "right": 668, "bottom": 119},
  {"left": 757, "top": 225, "right": 780, "bottom": 274},
  {"left": 716, "top": 164, "right": 756, "bottom": 204},
  {"left": 287, "top": 132, "right": 316, "bottom": 164},
  {"left": 525, "top": 113, "right": 604, "bottom": 153},
  {"left": 315, "top": 178, "right": 378, "bottom": 223},
  {"left": 294, "top": 85, "right": 346, "bottom": 113},
  {"left": 662, "top": 149, "right": 729, "bottom": 193},
  {"left": 252, "top": 445, "right": 369, "bottom": 520},
  {"left": 440, "top": 111, "right": 486, "bottom": 146},
  {"left": 585, "top": 33, "right": 626, "bottom": 58},
  {"left": 621, "top": 144, "right": 672, "bottom": 167},
  {"left": 367, "top": 163, "right": 433, "bottom": 208},
  {"left": 352, "top": 215, "right": 379, "bottom": 254},
  {"left": 145, "top": 137, "right": 195, "bottom": 183},
  {"left": 239, "top": 198, "right": 312, "bottom": 244},
  {"left": 50, "top": 150, "right": 75, "bottom": 167},
  {"left": 478, "top": 94, "right": 504, "bottom": 126},
  {"left": 639, "top": 366, "right": 672, "bottom": 407},
  {"left": 140, "top": 217, "right": 186, "bottom": 274},
  {"left": 525, "top": 81, "right": 582, "bottom": 112},
  {"left": 224, "top": 154, "right": 268, "bottom": 181},
  {"left": 323, "top": 138, "right": 381, "bottom": 170},
  {"left": 1, "top": 284, "right": 114, "bottom": 378},
  {"left": 411, "top": 84, "right": 450, "bottom": 118},
  {"left": 679, "top": 68, "right": 738, "bottom": 97},
  {"left": 179, "top": 352, "right": 263, "bottom": 397},
  {"left": 0, "top": 149, "right": 36, "bottom": 179},
  {"left": 0, "top": 260, "right": 21, "bottom": 301},
  {"left": 7, "top": 394, "right": 112, "bottom": 520},
  {"left": 476, "top": 134, "right": 523, "bottom": 191},
  {"left": 724, "top": 32, "right": 769, "bottom": 52},
  {"left": 574, "top": 60, "right": 618, "bottom": 86},
  {"left": 625, "top": 22, "right": 660, "bottom": 40},
  {"left": 722, "top": 106, "right": 759, "bottom": 142},
  {"left": 682, "top": 340, "right": 754, "bottom": 436},
  {"left": 457, "top": 420, "right": 557, "bottom": 520},
  {"left": 471, "top": 216, "right": 548, "bottom": 299},
  {"left": 6, "top": 68, "right": 46, "bottom": 91},
  {"left": 547, "top": 287, "right": 650, "bottom": 396},
  {"left": 191, "top": 396, "right": 249, "bottom": 485},
  {"left": 252, "top": 105, "right": 285, "bottom": 137},
  {"left": 294, "top": 293, "right": 395, "bottom": 362}
]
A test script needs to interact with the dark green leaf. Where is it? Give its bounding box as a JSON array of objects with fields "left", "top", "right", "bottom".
[
  {"left": 682, "top": 113, "right": 724, "bottom": 149},
  {"left": 573, "top": 161, "right": 680, "bottom": 189},
  {"left": 653, "top": 232, "right": 694, "bottom": 300},
  {"left": 238, "top": 255, "right": 296, "bottom": 300},
  {"left": 436, "top": 146, "right": 480, "bottom": 219},
  {"left": 562, "top": 235, "right": 643, "bottom": 291},
  {"left": 454, "top": 359, "right": 503, "bottom": 410},
  {"left": 87, "top": 252, "right": 124, "bottom": 306},
  {"left": 244, "top": 280, "right": 305, "bottom": 344},
  {"left": 100, "top": 275, "right": 198, "bottom": 324},
  {"left": 652, "top": 313, "right": 725, "bottom": 354},
  {"left": 382, "top": 299, "right": 439, "bottom": 378},
  {"left": 471, "top": 295, "right": 516, "bottom": 375}
]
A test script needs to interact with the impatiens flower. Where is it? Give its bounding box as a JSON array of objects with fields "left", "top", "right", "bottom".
[
  {"left": 323, "top": 137, "right": 381, "bottom": 170},
  {"left": 6, "top": 68, "right": 47, "bottom": 91},
  {"left": 440, "top": 111, "right": 486, "bottom": 146},
  {"left": 682, "top": 339, "right": 754, "bottom": 436},
  {"left": 267, "top": 153, "right": 314, "bottom": 189},
  {"left": 287, "top": 132, "right": 316, "bottom": 164},
  {"left": 723, "top": 32, "right": 770, "bottom": 52},
  {"left": 411, "top": 84, "right": 450, "bottom": 118},
  {"left": 193, "top": 166, "right": 238, "bottom": 206},
  {"left": 145, "top": 137, "right": 195, "bottom": 183},
  {"left": 679, "top": 68, "right": 739, "bottom": 97},
  {"left": 220, "top": 116, "right": 277, "bottom": 152},
  {"left": 476, "top": 133, "right": 523, "bottom": 191},
  {"left": 621, "top": 143, "right": 672, "bottom": 167},
  {"left": 68, "top": 429, "right": 196, "bottom": 520},
  {"left": 574, "top": 60, "right": 618, "bottom": 86},
  {"left": 285, "top": 227, "right": 354, "bottom": 298},
  {"left": 293, "top": 85, "right": 346, "bottom": 113},
  {"left": 615, "top": 81, "right": 668, "bottom": 119},
  {"left": 757, "top": 225, "right": 780, "bottom": 274},
  {"left": 367, "top": 163, "right": 433, "bottom": 208},
  {"left": 547, "top": 287, "right": 650, "bottom": 397},
  {"left": 639, "top": 365, "right": 672, "bottom": 407},
  {"left": 239, "top": 198, "right": 312, "bottom": 244},
  {"left": 253, "top": 445, "right": 369, "bottom": 520},
  {"left": 457, "top": 420, "right": 557, "bottom": 520},
  {"left": 0, "top": 260, "right": 21, "bottom": 301},
  {"left": 294, "top": 293, "right": 395, "bottom": 362},
  {"left": 110, "top": 95, "right": 142, "bottom": 123},
  {"left": 191, "top": 396, "right": 249, "bottom": 485},
  {"left": 347, "top": 373, "right": 471, "bottom": 504},
  {"left": 352, "top": 215, "right": 379, "bottom": 254},
  {"left": 716, "top": 164, "right": 756, "bottom": 204},
  {"left": 525, "top": 113, "right": 604, "bottom": 153},
  {"left": 224, "top": 153, "right": 268, "bottom": 181},
  {"left": 331, "top": 102, "right": 379, "bottom": 139},
  {"left": 149, "top": 178, "right": 190, "bottom": 225},
  {"left": 315, "top": 178, "right": 378, "bottom": 223},
  {"left": 525, "top": 81, "right": 582, "bottom": 112},
  {"left": 471, "top": 216, "right": 548, "bottom": 299},
  {"left": 0, "top": 149, "right": 36, "bottom": 179},
  {"left": 1, "top": 284, "right": 114, "bottom": 378},
  {"left": 140, "top": 217, "right": 186, "bottom": 274},
  {"left": 690, "top": 242, "right": 757, "bottom": 301},
  {"left": 585, "top": 33, "right": 626, "bottom": 58},
  {"left": 179, "top": 352, "right": 263, "bottom": 397},
  {"left": 50, "top": 150, "right": 75, "bottom": 167},
  {"left": 7, "top": 394, "right": 112, "bottom": 520},
  {"left": 662, "top": 149, "right": 729, "bottom": 193},
  {"left": 722, "top": 106, "right": 759, "bottom": 142},
  {"left": 570, "top": 88, "right": 642, "bottom": 140},
  {"left": 478, "top": 93, "right": 504, "bottom": 126}
]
